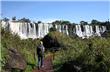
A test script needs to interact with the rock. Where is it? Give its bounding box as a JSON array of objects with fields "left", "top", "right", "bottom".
[
  {"left": 42, "top": 34, "right": 60, "bottom": 50},
  {"left": 5, "top": 48, "right": 27, "bottom": 71},
  {"left": 101, "top": 30, "right": 110, "bottom": 38}
]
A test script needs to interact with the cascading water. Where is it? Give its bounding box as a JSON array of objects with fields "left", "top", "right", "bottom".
[{"left": 1, "top": 20, "right": 107, "bottom": 39}]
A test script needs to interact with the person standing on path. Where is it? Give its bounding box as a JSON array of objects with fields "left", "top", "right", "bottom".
[{"left": 36, "top": 41, "right": 45, "bottom": 69}]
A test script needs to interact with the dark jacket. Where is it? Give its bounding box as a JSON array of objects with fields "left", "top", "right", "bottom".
[{"left": 37, "top": 44, "right": 45, "bottom": 57}]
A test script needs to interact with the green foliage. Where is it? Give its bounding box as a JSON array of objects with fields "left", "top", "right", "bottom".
[
  {"left": 1, "top": 28, "right": 40, "bottom": 71},
  {"left": 51, "top": 31, "right": 110, "bottom": 72},
  {"left": 24, "top": 65, "right": 33, "bottom": 72},
  {"left": 80, "top": 21, "right": 88, "bottom": 25},
  {"left": 49, "top": 27, "right": 57, "bottom": 32},
  {"left": 52, "top": 20, "right": 71, "bottom": 25},
  {"left": 91, "top": 19, "right": 101, "bottom": 25}
]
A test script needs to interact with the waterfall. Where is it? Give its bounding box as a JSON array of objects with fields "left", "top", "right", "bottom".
[
  {"left": 75, "top": 25, "right": 84, "bottom": 37},
  {"left": 84, "top": 25, "right": 93, "bottom": 37},
  {"left": 56, "top": 24, "right": 62, "bottom": 32},
  {"left": 1, "top": 21, "right": 8, "bottom": 28},
  {"left": 1, "top": 20, "right": 107, "bottom": 39},
  {"left": 28, "top": 23, "right": 37, "bottom": 38}
]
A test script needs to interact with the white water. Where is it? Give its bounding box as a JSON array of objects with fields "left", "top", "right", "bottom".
[{"left": 1, "top": 20, "right": 106, "bottom": 39}]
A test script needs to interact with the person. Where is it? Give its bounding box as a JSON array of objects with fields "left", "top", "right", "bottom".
[{"left": 36, "top": 41, "right": 45, "bottom": 69}]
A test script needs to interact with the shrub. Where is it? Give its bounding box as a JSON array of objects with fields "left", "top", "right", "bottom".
[{"left": 52, "top": 32, "right": 110, "bottom": 72}]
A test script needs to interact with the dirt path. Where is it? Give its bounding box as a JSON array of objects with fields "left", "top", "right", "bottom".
[{"left": 33, "top": 55, "right": 54, "bottom": 72}]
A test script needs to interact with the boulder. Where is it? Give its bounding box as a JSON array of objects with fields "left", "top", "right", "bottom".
[
  {"left": 42, "top": 34, "right": 60, "bottom": 51},
  {"left": 5, "top": 48, "right": 27, "bottom": 71}
]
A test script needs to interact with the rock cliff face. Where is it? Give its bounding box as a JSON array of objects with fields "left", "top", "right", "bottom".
[{"left": 1, "top": 20, "right": 107, "bottom": 39}]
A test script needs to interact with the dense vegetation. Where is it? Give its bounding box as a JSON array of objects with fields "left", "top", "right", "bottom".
[
  {"left": 1, "top": 19, "right": 110, "bottom": 72},
  {"left": 50, "top": 31, "right": 110, "bottom": 72},
  {"left": 1, "top": 27, "right": 41, "bottom": 72}
]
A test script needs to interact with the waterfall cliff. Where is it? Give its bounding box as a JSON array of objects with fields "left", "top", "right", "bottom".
[{"left": 1, "top": 20, "right": 107, "bottom": 39}]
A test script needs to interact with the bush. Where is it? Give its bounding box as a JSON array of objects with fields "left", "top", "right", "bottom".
[{"left": 52, "top": 31, "right": 110, "bottom": 72}]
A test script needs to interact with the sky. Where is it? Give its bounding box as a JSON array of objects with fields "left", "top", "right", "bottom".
[{"left": 1, "top": 0, "right": 110, "bottom": 23}]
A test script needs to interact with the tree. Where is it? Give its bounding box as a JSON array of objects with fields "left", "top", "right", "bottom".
[
  {"left": 38, "top": 21, "right": 42, "bottom": 24},
  {"left": 91, "top": 20, "right": 100, "bottom": 25},
  {"left": 80, "top": 21, "right": 88, "bottom": 25},
  {"left": 12, "top": 16, "right": 16, "bottom": 21},
  {"left": 2, "top": 17, "right": 9, "bottom": 22},
  {"left": 52, "top": 20, "right": 71, "bottom": 25},
  {"left": 49, "top": 27, "right": 57, "bottom": 32},
  {"left": 61, "top": 21, "right": 71, "bottom": 25},
  {"left": 52, "top": 20, "right": 62, "bottom": 24},
  {"left": 19, "top": 18, "right": 30, "bottom": 23}
]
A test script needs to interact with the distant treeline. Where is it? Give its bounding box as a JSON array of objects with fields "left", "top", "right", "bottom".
[{"left": 2, "top": 17, "right": 110, "bottom": 25}]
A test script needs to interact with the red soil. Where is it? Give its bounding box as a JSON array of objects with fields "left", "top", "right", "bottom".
[{"left": 33, "top": 55, "right": 54, "bottom": 72}]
